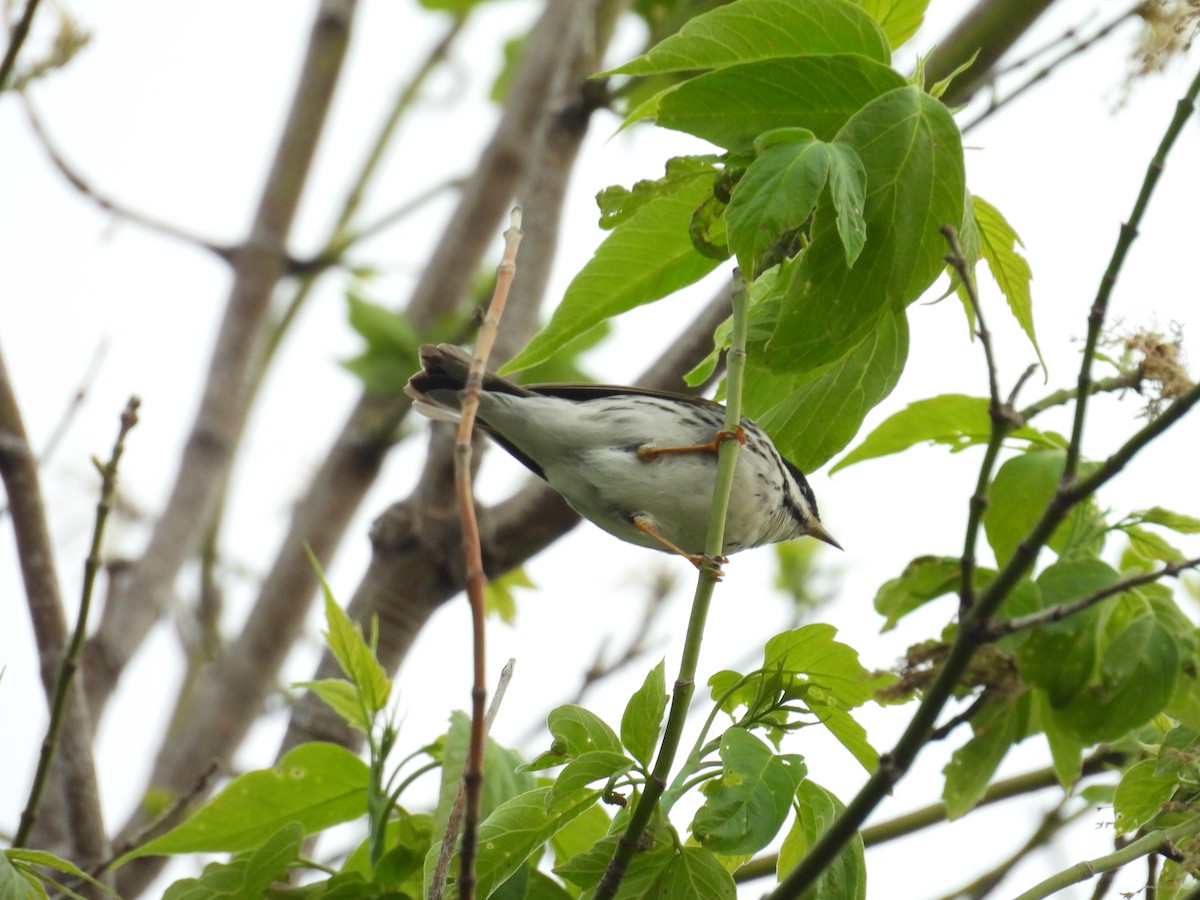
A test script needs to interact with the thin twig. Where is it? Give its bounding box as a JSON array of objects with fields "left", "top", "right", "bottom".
[
  {"left": 88, "top": 761, "right": 219, "bottom": 880},
  {"left": 430, "top": 659, "right": 516, "bottom": 899},
  {"left": 0, "top": 0, "right": 43, "bottom": 89},
  {"left": 15, "top": 397, "right": 139, "bottom": 847},
  {"left": 1019, "top": 370, "right": 1143, "bottom": 422},
  {"left": 0, "top": 347, "right": 109, "bottom": 866},
  {"left": 991, "top": 556, "right": 1200, "bottom": 638},
  {"left": 935, "top": 802, "right": 1087, "bottom": 900},
  {"left": 20, "top": 95, "right": 234, "bottom": 261},
  {"left": 963, "top": 5, "right": 1141, "bottom": 134},
  {"left": 450, "top": 208, "right": 524, "bottom": 900},
  {"left": 942, "top": 224, "right": 1018, "bottom": 616},
  {"left": 1063, "top": 62, "right": 1200, "bottom": 486}
]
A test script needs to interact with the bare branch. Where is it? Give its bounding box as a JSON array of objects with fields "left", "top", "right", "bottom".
[
  {"left": 83, "top": 0, "right": 359, "bottom": 724},
  {"left": 20, "top": 96, "right": 234, "bottom": 261}
]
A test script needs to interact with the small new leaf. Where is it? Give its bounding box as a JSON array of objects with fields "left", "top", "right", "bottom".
[
  {"left": 621, "top": 660, "right": 668, "bottom": 768},
  {"left": 306, "top": 547, "right": 391, "bottom": 716},
  {"left": 974, "top": 195, "right": 1042, "bottom": 371}
]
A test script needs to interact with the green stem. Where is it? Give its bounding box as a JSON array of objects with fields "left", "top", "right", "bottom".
[
  {"left": 1011, "top": 815, "right": 1200, "bottom": 900},
  {"left": 14, "top": 397, "right": 140, "bottom": 848},
  {"left": 596, "top": 273, "right": 750, "bottom": 899}
]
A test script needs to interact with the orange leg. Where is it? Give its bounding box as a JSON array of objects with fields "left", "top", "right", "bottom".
[
  {"left": 637, "top": 425, "right": 747, "bottom": 461},
  {"left": 632, "top": 515, "right": 728, "bottom": 580}
]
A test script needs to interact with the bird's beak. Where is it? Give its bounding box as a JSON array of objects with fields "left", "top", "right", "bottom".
[{"left": 808, "top": 520, "right": 843, "bottom": 551}]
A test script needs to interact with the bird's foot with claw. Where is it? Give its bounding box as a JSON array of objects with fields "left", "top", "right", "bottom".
[
  {"left": 637, "top": 425, "right": 747, "bottom": 460},
  {"left": 688, "top": 552, "right": 730, "bottom": 581}
]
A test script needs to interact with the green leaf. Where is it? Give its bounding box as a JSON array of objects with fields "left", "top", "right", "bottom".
[
  {"left": 1, "top": 850, "right": 61, "bottom": 898},
  {"left": 1050, "top": 593, "right": 1184, "bottom": 743},
  {"left": 454, "top": 787, "right": 599, "bottom": 899},
  {"left": 119, "top": 744, "right": 369, "bottom": 861},
  {"left": 484, "top": 566, "right": 536, "bottom": 625},
  {"left": 4, "top": 849, "right": 116, "bottom": 897},
  {"left": 607, "top": 0, "right": 889, "bottom": 76},
  {"left": 831, "top": 394, "right": 1059, "bottom": 473},
  {"left": 1122, "top": 524, "right": 1186, "bottom": 563},
  {"left": 342, "top": 809, "right": 431, "bottom": 893},
  {"left": 549, "top": 802, "right": 611, "bottom": 870},
  {"left": 1114, "top": 758, "right": 1178, "bottom": 835},
  {"left": 1035, "top": 693, "right": 1085, "bottom": 789},
  {"left": 642, "top": 55, "right": 907, "bottom": 149},
  {"left": 162, "top": 822, "right": 303, "bottom": 899},
  {"left": 1157, "top": 725, "right": 1200, "bottom": 777},
  {"left": 1135, "top": 506, "right": 1200, "bottom": 534},
  {"left": 341, "top": 294, "right": 422, "bottom": 396},
  {"left": 827, "top": 142, "right": 869, "bottom": 266},
  {"left": 745, "top": 307, "right": 908, "bottom": 471},
  {"left": 504, "top": 170, "right": 720, "bottom": 373},
  {"left": 430, "top": 712, "right": 538, "bottom": 863},
  {"left": 764, "top": 624, "right": 890, "bottom": 709},
  {"left": 973, "top": 195, "right": 1042, "bottom": 371},
  {"left": 777, "top": 781, "right": 865, "bottom": 898},
  {"left": 767, "top": 86, "right": 965, "bottom": 372},
  {"left": 1017, "top": 559, "right": 1116, "bottom": 706},
  {"left": 554, "top": 834, "right": 674, "bottom": 894},
  {"left": 596, "top": 156, "right": 720, "bottom": 230},
  {"left": 856, "top": 0, "right": 929, "bottom": 48},
  {"left": 691, "top": 728, "right": 806, "bottom": 855},
  {"left": 726, "top": 134, "right": 828, "bottom": 273},
  {"left": 982, "top": 450, "right": 1062, "bottom": 566},
  {"left": 293, "top": 679, "right": 369, "bottom": 733},
  {"left": 308, "top": 549, "right": 390, "bottom": 715},
  {"left": 872, "top": 555, "right": 963, "bottom": 630},
  {"left": 621, "top": 660, "right": 669, "bottom": 768},
  {"left": 942, "top": 695, "right": 1027, "bottom": 819},
  {"left": 546, "top": 705, "right": 624, "bottom": 756},
  {"left": 547, "top": 751, "right": 633, "bottom": 811},
  {"left": 657, "top": 847, "right": 736, "bottom": 899}
]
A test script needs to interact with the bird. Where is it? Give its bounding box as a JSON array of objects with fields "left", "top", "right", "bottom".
[{"left": 405, "top": 343, "right": 840, "bottom": 571}]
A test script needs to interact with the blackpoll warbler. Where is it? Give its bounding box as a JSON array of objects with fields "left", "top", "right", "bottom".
[{"left": 406, "top": 344, "right": 840, "bottom": 568}]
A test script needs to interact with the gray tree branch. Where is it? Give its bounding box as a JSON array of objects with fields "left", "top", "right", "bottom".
[
  {"left": 0, "top": 347, "right": 109, "bottom": 874},
  {"left": 82, "top": 0, "right": 359, "bottom": 722}
]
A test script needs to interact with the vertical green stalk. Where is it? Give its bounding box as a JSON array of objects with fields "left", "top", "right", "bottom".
[
  {"left": 596, "top": 272, "right": 749, "bottom": 899},
  {"left": 14, "top": 397, "right": 140, "bottom": 848}
]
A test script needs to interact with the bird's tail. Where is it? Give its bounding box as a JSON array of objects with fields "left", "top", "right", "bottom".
[{"left": 405, "top": 344, "right": 531, "bottom": 421}]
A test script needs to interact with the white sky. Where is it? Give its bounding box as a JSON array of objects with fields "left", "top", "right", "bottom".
[{"left": 4, "top": 1, "right": 1200, "bottom": 897}]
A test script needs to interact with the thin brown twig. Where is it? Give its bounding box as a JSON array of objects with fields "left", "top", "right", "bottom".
[
  {"left": 0, "top": 339, "right": 108, "bottom": 521},
  {"left": 0, "top": 0, "right": 43, "bottom": 88},
  {"left": 450, "top": 208, "right": 523, "bottom": 900},
  {"left": 962, "top": 5, "right": 1141, "bottom": 134},
  {"left": 430, "top": 659, "right": 516, "bottom": 899},
  {"left": 20, "top": 95, "right": 234, "bottom": 261}
]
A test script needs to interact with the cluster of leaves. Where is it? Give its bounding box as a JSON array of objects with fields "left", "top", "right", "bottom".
[
  {"left": 82, "top": 601, "right": 883, "bottom": 899},
  {"left": 498, "top": 0, "right": 1038, "bottom": 479}
]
